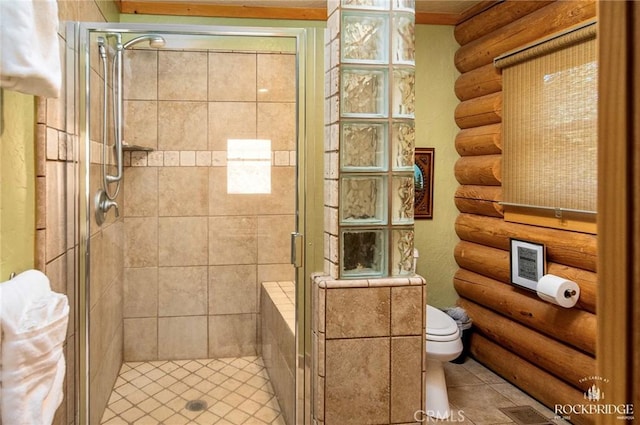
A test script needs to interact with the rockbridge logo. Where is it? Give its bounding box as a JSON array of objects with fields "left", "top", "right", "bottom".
[
  {"left": 554, "top": 376, "right": 634, "bottom": 422},
  {"left": 584, "top": 384, "right": 604, "bottom": 402}
]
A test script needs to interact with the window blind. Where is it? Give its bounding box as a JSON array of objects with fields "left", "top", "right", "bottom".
[{"left": 496, "top": 22, "right": 597, "bottom": 214}]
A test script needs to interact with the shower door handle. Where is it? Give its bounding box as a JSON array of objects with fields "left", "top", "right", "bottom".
[{"left": 290, "top": 232, "right": 304, "bottom": 268}]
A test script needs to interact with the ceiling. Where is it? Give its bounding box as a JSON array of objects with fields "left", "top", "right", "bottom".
[{"left": 119, "top": 0, "right": 490, "bottom": 25}]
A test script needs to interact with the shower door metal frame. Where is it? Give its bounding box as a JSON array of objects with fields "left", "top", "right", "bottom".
[{"left": 68, "top": 21, "right": 313, "bottom": 425}]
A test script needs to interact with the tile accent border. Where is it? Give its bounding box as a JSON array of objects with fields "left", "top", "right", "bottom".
[
  {"left": 126, "top": 150, "right": 297, "bottom": 168},
  {"left": 88, "top": 142, "right": 297, "bottom": 168}
]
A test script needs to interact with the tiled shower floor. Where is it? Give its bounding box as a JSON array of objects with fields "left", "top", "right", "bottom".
[
  {"left": 101, "top": 355, "right": 570, "bottom": 424},
  {"left": 100, "top": 356, "right": 285, "bottom": 425}
]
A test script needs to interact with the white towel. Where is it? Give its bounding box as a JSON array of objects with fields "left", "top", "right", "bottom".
[
  {"left": 0, "top": 270, "right": 69, "bottom": 425},
  {"left": 0, "top": 279, "right": 3, "bottom": 420},
  {"left": 0, "top": 0, "right": 61, "bottom": 98}
]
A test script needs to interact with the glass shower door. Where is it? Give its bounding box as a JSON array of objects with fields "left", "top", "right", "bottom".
[{"left": 70, "top": 22, "right": 307, "bottom": 425}]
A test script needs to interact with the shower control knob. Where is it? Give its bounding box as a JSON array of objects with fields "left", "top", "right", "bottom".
[{"left": 95, "top": 189, "right": 120, "bottom": 226}]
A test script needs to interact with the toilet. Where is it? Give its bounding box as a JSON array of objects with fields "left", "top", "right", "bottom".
[{"left": 425, "top": 304, "right": 463, "bottom": 419}]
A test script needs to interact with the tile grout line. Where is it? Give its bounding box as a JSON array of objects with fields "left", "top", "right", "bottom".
[{"left": 100, "top": 356, "right": 285, "bottom": 425}]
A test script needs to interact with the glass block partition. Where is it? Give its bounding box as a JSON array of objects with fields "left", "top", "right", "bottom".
[{"left": 325, "top": 0, "right": 416, "bottom": 279}]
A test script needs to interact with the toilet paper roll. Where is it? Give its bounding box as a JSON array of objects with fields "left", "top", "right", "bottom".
[{"left": 536, "top": 274, "right": 580, "bottom": 308}]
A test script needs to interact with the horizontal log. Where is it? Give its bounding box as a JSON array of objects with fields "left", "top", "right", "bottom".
[
  {"left": 455, "top": 124, "right": 502, "bottom": 156},
  {"left": 454, "top": 197, "right": 503, "bottom": 217},
  {"left": 454, "top": 63, "right": 502, "bottom": 101},
  {"left": 546, "top": 263, "right": 596, "bottom": 313},
  {"left": 454, "top": 0, "right": 555, "bottom": 46},
  {"left": 454, "top": 155, "right": 502, "bottom": 186},
  {"left": 455, "top": 185, "right": 502, "bottom": 203},
  {"left": 454, "top": 269, "right": 596, "bottom": 354},
  {"left": 455, "top": 213, "right": 597, "bottom": 272},
  {"left": 455, "top": 185, "right": 503, "bottom": 217},
  {"left": 456, "top": 0, "right": 501, "bottom": 25},
  {"left": 455, "top": 241, "right": 509, "bottom": 283},
  {"left": 458, "top": 299, "right": 595, "bottom": 390},
  {"left": 470, "top": 334, "right": 594, "bottom": 425},
  {"left": 454, "top": 92, "right": 502, "bottom": 129},
  {"left": 454, "top": 1, "right": 597, "bottom": 73},
  {"left": 454, "top": 241, "right": 596, "bottom": 313}
]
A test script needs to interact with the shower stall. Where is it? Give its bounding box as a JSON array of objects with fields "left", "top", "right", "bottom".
[{"left": 67, "top": 22, "right": 315, "bottom": 424}]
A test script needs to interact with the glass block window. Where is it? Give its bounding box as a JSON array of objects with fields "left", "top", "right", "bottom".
[{"left": 336, "top": 2, "right": 415, "bottom": 278}]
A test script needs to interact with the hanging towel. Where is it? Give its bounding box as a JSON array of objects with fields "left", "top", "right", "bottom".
[
  {"left": 0, "top": 270, "right": 69, "bottom": 425},
  {"left": 0, "top": 0, "right": 61, "bottom": 98}
]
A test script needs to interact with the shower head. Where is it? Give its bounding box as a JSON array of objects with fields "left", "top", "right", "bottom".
[{"left": 122, "top": 34, "right": 166, "bottom": 50}]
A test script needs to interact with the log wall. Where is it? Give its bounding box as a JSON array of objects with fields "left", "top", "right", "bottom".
[{"left": 452, "top": 2, "right": 597, "bottom": 423}]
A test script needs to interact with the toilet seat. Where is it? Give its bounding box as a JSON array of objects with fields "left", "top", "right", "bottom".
[
  {"left": 426, "top": 305, "right": 460, "bottom": 342},
  {"left": 424, "top": 303, "right": 463, "bottom": 420}
]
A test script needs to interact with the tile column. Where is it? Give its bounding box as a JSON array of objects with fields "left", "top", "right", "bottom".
[{"left": 314, "top": 1, "right": 426, "bottom": 423}]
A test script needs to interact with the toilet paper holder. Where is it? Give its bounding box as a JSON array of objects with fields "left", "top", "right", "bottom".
[{"left": 537, "top": 274, "right": 580, "bottom": 308}]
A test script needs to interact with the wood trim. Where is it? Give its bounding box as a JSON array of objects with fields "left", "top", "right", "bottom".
[
  {"left": 415, "top": 12, "right": 458, "bottom": 25},
  {"left": 504, "top": 207, "right": 596, "bottom": 235},
  {"left": 118, "top": 1, "right": 496, "bottom": 25},
  {"left": 597, "top": 0, "right": 635, "bottom": 421},
  {"left": 118, "top": 1, "right": 328, "bottom": 20},
  {"left": 634, "top": 2, "right": 640, "bottom": 415}
]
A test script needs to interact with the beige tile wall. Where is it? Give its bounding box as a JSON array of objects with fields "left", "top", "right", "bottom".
[
  {"left": 35, "top": 2, "right": 120, "bottom": 425},
  {"left": 312, "top": 274, "right": 426, "bottom": 425},
  {"left": 122, "top": 48, "right": 297, "bottom": 362},
  {"left": 261, "top": 281, "right": 296, "bottom": 425}
]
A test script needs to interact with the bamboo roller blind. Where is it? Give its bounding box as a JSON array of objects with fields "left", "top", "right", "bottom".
[{"left": 496, "top": 23, "right": 597, "bottom": 213}]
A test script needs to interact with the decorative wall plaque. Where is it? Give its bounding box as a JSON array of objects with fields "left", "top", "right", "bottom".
[{"left": 414, "top": 147, "right": 434, "bottom": 219}]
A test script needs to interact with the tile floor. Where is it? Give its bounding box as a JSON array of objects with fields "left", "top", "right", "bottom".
[
  {"left": 100, "top": 354, "right": 570, "bottom": 425},
  {"left": 431, "top": 357, "right": 571, "bottom": 425},
  {"left": 100, "top": 356, "right": 285, "bottom": 425}
]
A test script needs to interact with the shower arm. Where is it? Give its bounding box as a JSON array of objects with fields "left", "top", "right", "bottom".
[
  {"left": 97, "top": 36, "right": 120, "bottom": 202},
  {"left": 105, "top": 33, "right": 165, "bottom": 185},
  {"left": 106, "top": 35, "right": 124, "bottom": 184}
]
